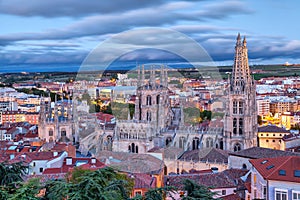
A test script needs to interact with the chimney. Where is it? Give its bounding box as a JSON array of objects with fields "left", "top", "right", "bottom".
[
  {"left": 66, "top": 157, "right": 72, "bottom": 165},
  {"left": 91, "top": 157, "right": 96, "bottom": 164},
  {"left": 53, "top": 151, "right": 58, "bottom": 157}
]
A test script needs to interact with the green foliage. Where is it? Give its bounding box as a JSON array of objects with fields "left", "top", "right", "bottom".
[
  {"left": 0, "top": 162, "right": 27, "bottom": 187},
  {"left": 8, "top": 178, "right": 42, "bottom": 200},
  {"left": 182, "top": 179, "right": 219, "bottom": 200},
  {"left": 45, "top": 167, "right": 133, "bottom": 200},
  {"left": 81, "top": 92, "right": 92, "bottom": 105},
  {"left": 111, "top": 102, "right": 134, "bottom": 120},
  {"left": 183, "top": 108, "right": 212, "bottom": 125}
]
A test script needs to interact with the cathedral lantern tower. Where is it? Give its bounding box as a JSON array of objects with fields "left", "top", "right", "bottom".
[{"left": 224, "top": 33, "right": 257, "bottom": 151}]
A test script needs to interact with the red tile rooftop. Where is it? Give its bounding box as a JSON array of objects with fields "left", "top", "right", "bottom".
[
  {"left": 250, "top": 156, "right": 300, "bottom": 183},
  {"left": 222, "top": 193, "right": 242, "bottom": 200},
  {"left": 229, "top": 147, "right": 300, "bottom": 159}
]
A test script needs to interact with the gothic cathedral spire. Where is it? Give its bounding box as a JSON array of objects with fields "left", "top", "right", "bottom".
[{"left": 224, "top": 33, "right": 257, "bottom": 152}]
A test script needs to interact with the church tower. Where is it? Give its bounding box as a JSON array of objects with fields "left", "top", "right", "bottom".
[
  {"left": 224, "top": 33, "right": 257, "bottom": 151},
  {"left": 134, "top": 65, "right": 170, "bottom": 132}
]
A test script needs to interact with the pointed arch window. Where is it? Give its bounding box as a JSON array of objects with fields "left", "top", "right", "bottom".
[
  {"left": 61, "top": 128, "right": 66, "bottom": 137},
  {"left": 233, "top": 118, "right": 237, "bottom": 135},
  {"left": 239, "top": 118, "right": 243, "bottom": 135},
  {"left": 192, "top": 137, "right": 199, "bottom": 150},
  {"left": 239, "top": 101, "right": 244, "bottom": 114},
  {"left": 233, "top": 101, "right": 238, "bottom": 114},
  {"left": 146, "top": 111, "right": 151, "bottom": 121},
  {"left": 179, "top": 137, "right": 185, "bottom": 149},
  {"left": 146, "top": 95, "right": 152, "bottom": 106},
  {"left": 49, "top": 129, "right": 53, "bottom": 137},
  {"left": 234, "top": 143, "right": 241, "bottom": 152}
]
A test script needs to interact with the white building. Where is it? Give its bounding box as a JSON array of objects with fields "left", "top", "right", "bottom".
[{"left": 250, "top": 156, "right": 300, "bottom": 200}]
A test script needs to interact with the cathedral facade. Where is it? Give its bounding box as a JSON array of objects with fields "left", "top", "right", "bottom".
[{"left": 38, "top": 96, "right": 76, "bottom": 143}]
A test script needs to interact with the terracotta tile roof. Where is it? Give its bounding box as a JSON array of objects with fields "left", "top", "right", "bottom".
[
  {"left": 43, "top": 157, "right": 105, "bottom": 175},
  {"left": 229, "top": 147, "right": 300, "bottom": 159},
  {"left": 165, "top": 169, "right": 248, "bottom": 189},
  {"left": 222, "top": 193, "right": 242, "bottom": 200},
  {"left": 250, "top": 156, "right": 300, "bottom": 183},
  {"left": 132, "top": 173, "right": 156, "bottom": 189},
  {"left": 258, "top": 125, "right": 290, "bottom": 133},
  {"left": 179, "top": 148, "right": 229, "bottom": 164},
  {"left": 188, "top": 169, "right": 213, "bottom": 174}
]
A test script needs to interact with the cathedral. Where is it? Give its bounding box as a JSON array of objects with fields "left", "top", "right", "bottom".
[
  {"left": 44, "top": 33, "right": 257, "bottom": 154},
  {"left": 109, "top": 33, "right": 257, "bottom": 153},
  {"left": 38, "top": 96, "right": 77, "bottom": 143}
]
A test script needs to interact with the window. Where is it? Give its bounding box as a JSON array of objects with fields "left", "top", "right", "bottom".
[
  {"left": 239, "top": 118, "right": 243, "bottom": 135},
  {"left": 292, "top": 191, "right": 300, "bottom": 200},
  {"left": 266, "top": 165, "right": 274, "bottom": 170},
  {"left": 239, "top": 101, "right": 243, "bottom": 114},
  {"left": 279, "top": 170, "right": 286, "bottom": 176},
  {"left": 275, "top": 189, "right": 287, "bottom": 200},
  {"left": 61, "top": 128, "right": 66, "bottom": 137},
  {"left": 234, "top": 143, "right": 241, "bottom": 152},
  {"left": 233, "top": 101, "right": 237, "bottom": 114},
  {"left": 146, "top": 111, "right": 151, "bottom": 121},
  {"left": 263, "top": 186, "right": 267, "bottom": 199},
  {"left": 222, "top": 190, "right": 226, "bottom": 195},
  {"left": 49, "top": 129, "right": 53, "bottom": 136},
  {"left": 233, "top": 118, "right": 237, "bottom": 135},
  {"left": 294, "top": 170, "right": 300, "bottom": 177},
  {"left": 146, "top": 95, "right": 152, "bottom": 106},
  {"left": 39, "top": 168, "right": 43, "bottom": 173},
  {"left": 135, "top": 191, "right": 142, "bottom": 196}
]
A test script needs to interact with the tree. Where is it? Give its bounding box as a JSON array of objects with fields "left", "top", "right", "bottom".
[
  {"left": 0, "top": 162, "right": 27, "bottom": 187},
  {"left": 45, "top": 167, "right": 133, "bottom": 200},
  {"left": 8, "top": 178, "right": 42, "bottom": 200},
  {"left": 130, "top": 186, "right": 175, "bottom": 200},
  {"left": 181, "top": 179, "right": 220, "bottom": 200}
]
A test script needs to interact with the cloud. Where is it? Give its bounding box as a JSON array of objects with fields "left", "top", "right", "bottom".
[
  {"left": 0, "top": 1, "right": 253, "bottom": 43},
  {"left": 0, "top": 0, "right": 169, "bottom": 17}
]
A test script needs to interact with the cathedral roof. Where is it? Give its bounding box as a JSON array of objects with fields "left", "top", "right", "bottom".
[
  {"left": 179, "top": 148, "right": 229, "bottom": 163},
  {"left": 148, "top": 146, "right": 183, "bottom": 159},
  {"left": 96, "top": 151, "right": 163, "bottom": 174}
]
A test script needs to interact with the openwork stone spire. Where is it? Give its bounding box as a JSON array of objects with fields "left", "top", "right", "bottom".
[{"left": 231, "top": 33, "right": 252, "bottom": 94}]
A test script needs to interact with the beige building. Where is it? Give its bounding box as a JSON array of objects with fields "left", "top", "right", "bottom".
[{"left": 258, "top": 125, "right": 289, "bottom": 150}]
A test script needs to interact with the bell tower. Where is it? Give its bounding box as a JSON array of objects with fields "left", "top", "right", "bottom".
[{"left": 224, "top": 33, "right": 257, "bottom": 151}]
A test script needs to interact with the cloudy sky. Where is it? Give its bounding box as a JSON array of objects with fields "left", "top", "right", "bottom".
[{"left": 0, "top": 0, "right": 299, "bottom": 72}]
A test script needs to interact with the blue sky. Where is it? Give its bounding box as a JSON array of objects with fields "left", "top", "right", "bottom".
[{"left": 1, "top": 0, "right": 300, "bottom": 72}]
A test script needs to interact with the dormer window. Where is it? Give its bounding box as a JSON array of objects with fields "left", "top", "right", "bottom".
[{"left": 279, "top": 170, "right": 286, "bottom": 176}]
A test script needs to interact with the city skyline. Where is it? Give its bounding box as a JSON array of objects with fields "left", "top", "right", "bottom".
[{"left": 1, "top": 0, "right": 300, "bottom": 72}]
